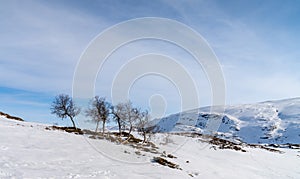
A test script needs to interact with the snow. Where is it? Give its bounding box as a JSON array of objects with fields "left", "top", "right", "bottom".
[
  {"left": 0, "top": 115, "right": 299, "bottom": 178},
  {"left": 152, "top": 98, "right": 300, "bottom": 144}
]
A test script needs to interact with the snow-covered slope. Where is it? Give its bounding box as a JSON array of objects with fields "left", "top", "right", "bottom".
[
  {"left": 151, "top": 98, "right": 300, "bottom": 144},
  {"left": 1, "top": 113, "right": 300, "bottom": 178}
]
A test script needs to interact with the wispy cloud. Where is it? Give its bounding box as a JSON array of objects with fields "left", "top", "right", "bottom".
[
  {"left": 0, "top": 0, "right": 109, "bottom": 93},
  {"left": 1, "top": 0, "right": 300, "bottom": 123}
]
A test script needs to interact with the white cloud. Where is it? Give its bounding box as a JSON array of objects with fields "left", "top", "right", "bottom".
[{"left": 0, "top": 0, "right": 108, "bottom": 93}]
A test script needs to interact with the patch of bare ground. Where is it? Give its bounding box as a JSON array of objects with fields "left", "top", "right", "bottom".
[
  {"left": 152, "top": 157, "right": 181, "bottom": 170},
  {"left": 170, "top": 132, "right": 284, "bottom": 153},
  {"left": 209, "top": 137, "right": 247, "bottom": 152},
  {"left": 0, "top": 111, "right": 24, "bottom": 121},
  {"left": 247, "top": 144, "right": 283, "bottom": 153},
  {"left": 83, "top": 130, "right": 161, "bottom": 155},
  {"left": 267, "top": 143, "right": 300, "bottom": 149},
  {"left": 45, "top": 126, "right": 83, "bottom": 135}
]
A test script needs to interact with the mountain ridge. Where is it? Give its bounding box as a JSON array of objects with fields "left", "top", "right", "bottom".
[{"left": 150, "top": 97, "right": 300, "bottom": 145}]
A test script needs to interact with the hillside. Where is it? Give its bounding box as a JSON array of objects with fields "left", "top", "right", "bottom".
[
  {"left": 0, "top": 112, "right": 299, "bottom": 178},
  {"left": 151, "top": 98, "right": 300, "bottom": 145}
]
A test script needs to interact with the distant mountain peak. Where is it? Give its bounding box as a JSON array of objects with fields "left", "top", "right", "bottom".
[{"left": 150, "top": 98, "right": 300, "bottom": 144}]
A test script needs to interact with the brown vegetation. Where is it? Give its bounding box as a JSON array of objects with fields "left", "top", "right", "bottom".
[
  {"left": 0, "top": 111, "right": 24, "bottom": 121},
  {"left": 47, "top": 126, "right": 83, "bottom": 135},
  {"left": 209, "top": 137, "right": 247, "bottom": 152},
  {"left": 152, "top": 157, "right": 181, "bottom": 170}
]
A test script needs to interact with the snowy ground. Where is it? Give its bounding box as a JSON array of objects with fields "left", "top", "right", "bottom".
[{"left": 0, "top": 116, "right": 299, "bottom": 178}]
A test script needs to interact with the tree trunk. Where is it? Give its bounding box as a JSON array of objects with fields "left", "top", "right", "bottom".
[
  {"left": 69, "top": 116, "right": 76, "bottom": 129},
  {"left": 95, "top": 121, "right": 99, "bottom": 132},
  {"left": 102, "top": 120, "right": 105, "bottom": 134},
  {"left": 143, "top": 131, "right": 146, "bottom": 144},
  {"left": 128, "top": 124, "right": 133, "bottom": 135},
  {"left": 117, "top": 118, "right": 121, "bottom": 135}
]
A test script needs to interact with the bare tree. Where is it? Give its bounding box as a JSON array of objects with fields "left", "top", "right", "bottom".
[
  {"left": 111, "top": 101, "right": 140, "bottom": 136},
  {"left": 111, "top": 104, "right": 124, "bottom": 135},
  {"left": 85, "top": 96, "right": 110, "bottom": 133},
  {"left": 50, "top": 94, "right": 80, "bottom": 128},
  {"left": 122, "top": 101, "right": 139, "bottom": 135},
  {"left": 128, "top": 107, "right": 139, "bottom": 135},
  {"left": 136, "top": 110, "right": 150, "bottom": 143}
]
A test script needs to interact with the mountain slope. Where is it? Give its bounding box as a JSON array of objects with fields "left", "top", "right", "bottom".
[{"left": 151, "top": 98, "right": 300, "bottom": 144}]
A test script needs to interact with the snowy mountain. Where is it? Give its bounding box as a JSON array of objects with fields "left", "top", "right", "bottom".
[
  {"left": 151, "top": 98, "right": 300, "bottom": 145},
  {"left": 0, "top": 113, "right": 299, "bottom": 178}
]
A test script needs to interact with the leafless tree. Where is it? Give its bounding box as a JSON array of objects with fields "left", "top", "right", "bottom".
[
  {"left": 85, "top": 96, "right": 110, "bottom": 133},
  {"left": 111, "top": 104, "right": 124, "bottom": 135},
  {"left": 50, "top": 94, "right": 80, "bottom": 128},
  {"left": 136, "top": 110, "right": 150, "bottom": 143},
  {"left": 122, "top": 101, "right": 140, "bottom": 135},
  {"left": 111, "top": 101, "right": 140, "bottom": 136}
]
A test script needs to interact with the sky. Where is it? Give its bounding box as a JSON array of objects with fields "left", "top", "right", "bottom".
[{"left": 1, "top": 0, "right": 300, "bottom": 126}]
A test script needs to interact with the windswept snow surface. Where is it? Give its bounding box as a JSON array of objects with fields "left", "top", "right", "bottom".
[
  {"left": 152, "top": 98, "right": 300, "bottom": 144},
  {"left": 1, "top": 115, "right": 300, "bottom": 178}
]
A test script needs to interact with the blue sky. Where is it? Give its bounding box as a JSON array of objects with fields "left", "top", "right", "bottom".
[{"left": 1, "top": 0, "right": 300, "bottom": 126}]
